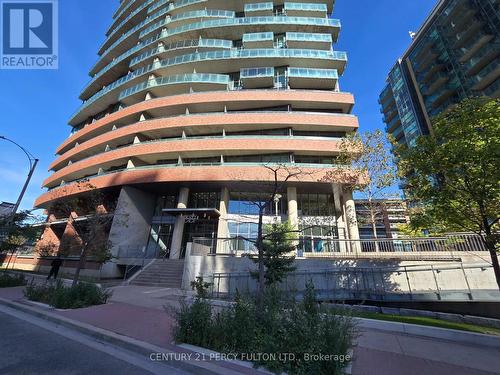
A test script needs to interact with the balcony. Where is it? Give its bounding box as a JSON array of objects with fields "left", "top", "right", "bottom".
[
  {"left": 465, "top": 41, "right": 500, "bottom": 77},
  {"left": 385, "top": 115, "right": 401, "bottom": 133},
  {"left": 383, "top": 103, "right": 398, "bottom": 123},
  {"left": 285, "top": 32, "right": 332, "bottom": 49},
  {"left": 424, "top": 81, "right": 460, "bottom": 109},
  {"left": 283, "top": 2, "right": 328, "bottom": 17},
  {"left": 453, "top": 17, "right": 484, "bottom": 49},
  {"left": 421, "top": 71, "right": 449, "bottom": 96},
  {"left": 459, "top": 32, "right": 494, "bottom": 63},
  {"left": 118, "top": 73, "right": 231, "bottom": 105},
  {"left": 288, "top": 67, "right": 338, "bottom": 89},
  {"left": 240, "top": 67, "right": 275, "bottom": 88},
  {"left": 414, "top": 47, "right": 441, "bottom": 73},
  {"left": 244, "top": 2, "right": 274, "bottom": 16},
  {"left": 392, "top": 126, "right": 404, "bottom": 141},
  {"left": 242, "top": 32, "right": 274, "bottom": 48},
  {"left": 419, "top": 63, "right": 445, "bottom": 83},
  {"left": 471, "top": 59, "right": 500, "bottom": 91}
]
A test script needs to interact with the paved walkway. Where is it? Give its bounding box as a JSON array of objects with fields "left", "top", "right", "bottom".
[{"left": 1, "top": 286, "right": 499, "bottom": 375}]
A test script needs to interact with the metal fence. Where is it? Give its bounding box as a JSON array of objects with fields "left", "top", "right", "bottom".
[
  {"left": 208, "top": 263, "right": 499, "bottom": 302},
  {"left": 192, "top": 233, "right": 488, "bottom": 257}
]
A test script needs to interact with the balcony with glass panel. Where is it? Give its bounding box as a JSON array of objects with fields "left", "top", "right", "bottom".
[
  {"left": 453, "top": 17, "right": 484, "bottom": 49},
  {"left": 168, "top": 9, "right": 236, "bottom": 28},
  {"left": 283, "top": 2, "right": 328, "bottom": 17},
  {"left": 244, "top": 2, "right": 274, "bottom": 17},
  {"left": 118, "top": 73, "right": 231, "bottom": 105},
  {"left": 288, "top": 67, "right": 338, "bottom": 89},
  {"left": 129, "top": 39, "right": 234, "bottom": 68},
  {"left": 240, "top": 67, "right": 275, "bottom": 88},
  {"left": 464, "top": 40, "right": 500, "bottom": 76},
  {"left": 424, "top": 80, "right": 460, "bottom": 109},
  {"left": 242, "top": 32, "right": 274, "bottom": 48},
  {"left": 471, "top": 58, "right": 500, "bottom": 91},
  {"left": 385, "top": 115, "right": 401, "bottom": 133},
  {"left": 459, "top": 31, "right": 494, "bottom": 63},
  {"left": 420, "top": 71, "right": 449, "bottom": 96},
  {"left": 285, "top": 32, "right": 332, "bottom": 50},
  {"left": 392, "top": 126, "right": 404, "bottom": 141},
  {"left": 141, "top": 16, "right": 341, "bottom": 42}
]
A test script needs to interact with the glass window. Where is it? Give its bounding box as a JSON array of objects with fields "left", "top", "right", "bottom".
[
  {"left": 189, "top": 191, "right": 221, "bottom": 209},
  {"left": 298, "top": 224, "right": 339, "bottom": 253},
  {"left": 228, "top": 192, "right": 287, "bottom": 215},
  {"left": 154, "top": 195, "right": 177, "bottom": 216},
  {"left": 297, "top": 193, "right": 335, "bottom": 216}
]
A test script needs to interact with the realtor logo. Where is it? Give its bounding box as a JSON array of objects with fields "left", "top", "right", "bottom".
[{"left": 1, "top": 0, "right": 58, "bottom": 69}]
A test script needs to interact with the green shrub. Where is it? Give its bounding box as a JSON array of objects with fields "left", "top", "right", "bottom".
[
  {"left": 0, "top": 273, "right": 26, "bottom": 288},
  {"left": 24, "top": 281, "right": 110, "bottom": 309},
  {"left": 172, "top": 282, "right": 355, "bottom": 375}
]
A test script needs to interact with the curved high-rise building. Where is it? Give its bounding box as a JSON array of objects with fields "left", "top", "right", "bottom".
[{"left": 35, "top": 0, "right": 362, "bottom": 277}]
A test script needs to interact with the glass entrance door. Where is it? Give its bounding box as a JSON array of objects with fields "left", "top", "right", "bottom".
[
  {"left": 146, "top": 223, "right": 174, "bottom": 258},
  {"left": 181, "top": 218, "right": 218, "bottom": 257}
]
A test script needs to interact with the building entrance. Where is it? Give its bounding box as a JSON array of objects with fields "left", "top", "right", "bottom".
[{"left": 181, "top": 218, "right": 218, "bottom": 258}]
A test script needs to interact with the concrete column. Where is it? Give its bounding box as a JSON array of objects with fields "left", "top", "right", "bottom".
[
  {"left": 287, "top": 187, "right": 300, "bottom": 255},
  {"left": 287, "top": 187, "right": 299, "bottom": 231},
  {"left": 170, "top": 187, "right": 189, "bottom": 259},
  {"left": 106, "top": 186, "right": 156, "bottom": 277},
  {"left": 216, "top": 187, "right": 230, "bottom": 253},
  {"left": 332, "top": 184, "right": 347, "bottom": 253},
  {"left": 343, "top": 187, "right": 361, "bottom": 253}
]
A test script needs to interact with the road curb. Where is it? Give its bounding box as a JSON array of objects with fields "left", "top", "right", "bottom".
[
  {"left": 0, "top": 297, "right": 257, "bottom": 375},
  {"left": 356, "top": 317, "right": 500, "bottom": 349}
]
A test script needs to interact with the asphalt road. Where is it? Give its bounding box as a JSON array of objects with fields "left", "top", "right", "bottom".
[{"left": 0, "top": 310, "right": 151, "bottom": 375}]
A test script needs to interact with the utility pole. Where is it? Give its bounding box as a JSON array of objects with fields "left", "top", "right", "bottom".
[{"left": 0, "top": 136, "right": 39, "bottom": 223}]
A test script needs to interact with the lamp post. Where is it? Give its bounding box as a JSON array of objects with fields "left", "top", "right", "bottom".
[{"left": 0, "top": 136, "right": 39, "bottom": 221}]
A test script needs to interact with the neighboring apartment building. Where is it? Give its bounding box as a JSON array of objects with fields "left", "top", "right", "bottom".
[
  {"left": 355, "top": 199, "right": 410, "bottom": 239},
  {"left": 34, "top": 0, "right": 363, "bottom": 277},
  {"left": 380, "top": 0, "right": 499, "bottom": 148}
]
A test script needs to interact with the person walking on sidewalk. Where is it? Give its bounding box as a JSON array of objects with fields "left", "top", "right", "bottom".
[{"left": 47, "top": 255, "right": 63, "bottom": 280}]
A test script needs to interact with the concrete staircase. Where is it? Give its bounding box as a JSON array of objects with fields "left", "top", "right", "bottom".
[{"left": 130, "top": 259, "right": 185, "bottom": 288}]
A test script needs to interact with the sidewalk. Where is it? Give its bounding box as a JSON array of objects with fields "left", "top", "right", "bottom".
[
  {"left": 0, "top": 286, "right": 265, "bottom": 375},
  {"left": 1, "top": 285, "right": 499, "bottom": 375}
]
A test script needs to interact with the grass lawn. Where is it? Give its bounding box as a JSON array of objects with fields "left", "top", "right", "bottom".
[{"left": 354, "top": 311, "right": 500, "bottom": 336}]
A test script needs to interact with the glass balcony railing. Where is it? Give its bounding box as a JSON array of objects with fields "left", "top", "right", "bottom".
[
  {"left": 118, "top": 73, "right": 231, "bottom": 100},
  {"left": 140, "top": 16, "right": 341, "bottom": 40},
  {"left": 101, "top": 6, "right": 170, "bottom": 59},
  {"left": 130, "top": 39, "right": 233, "bottom": 66},
  {"left": 148, "top": 0, "right": 170, "bottom": 13},
  {"left": 244, "top": 3, "right": 274, "bottom": 12},
  {"left": 284, "top": 3, "right": 328, "bottom": 12},
  {"left": 240, "top": 67, "right": 275, "bottom": 78},
  {"left": 170, "top": 9, "right": 235, "bottom": 23},
  {"left": 107, "top": 0, "right": 156, "bottom": 43},
  {"left": 113, "top": 0, "right": 142, "bottom": 25},
  {"left": 286, "top": 32, "right": 332, "bottom": 43},
  {"left": 288, "top": 67, "right": 338, "bottom": 79},
  {"left": 242, "top": 32, "right": 274, "bottom": 43},
  {"left": 80, "top": 47, "right": 346, "bottom": 113}
]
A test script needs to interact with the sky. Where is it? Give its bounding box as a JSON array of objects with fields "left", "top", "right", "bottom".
[{"left": 0, "top": 0, "right": 437, "bottom": 211}]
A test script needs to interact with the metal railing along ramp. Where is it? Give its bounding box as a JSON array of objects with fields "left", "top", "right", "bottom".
[{"left": 208, "top": 263, "right": 500, "bottom": 302}]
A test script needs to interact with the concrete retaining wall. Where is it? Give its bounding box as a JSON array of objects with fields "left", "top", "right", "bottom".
[{"left": 182, "top": 247, "right": 499, "bottom": 299}]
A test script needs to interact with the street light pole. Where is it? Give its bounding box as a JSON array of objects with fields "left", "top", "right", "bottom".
[{"left": 0, "top": 136, "right": 39, "bottom": 221}]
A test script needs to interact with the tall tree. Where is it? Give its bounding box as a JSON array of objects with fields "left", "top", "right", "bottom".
[
  {"left": 337, "top": 130, "right": 399, "bottom": 240},
  {"left": 395, "top": 98, "right": 500, "bottom": 289}
]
